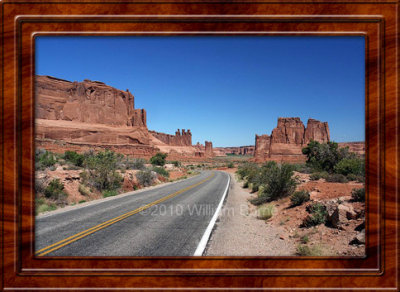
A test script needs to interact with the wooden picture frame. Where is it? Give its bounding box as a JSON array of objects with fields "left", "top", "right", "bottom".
[{"left": 1, "top": 0, "right": 398, "bottom": 290}]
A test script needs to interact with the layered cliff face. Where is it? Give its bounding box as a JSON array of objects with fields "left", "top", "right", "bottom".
[
  {"left": 36, "top": 75, "right": 146, "bottom": 127},
  {"left": 149, "top": 129, "right": 192, "bottom": 146},
  {"left": 214, "top": 146, "right": 255, "bottom": 156},
  {"left": 254, "top": 117, "right": 330, "bottom": 162},
  {"left": 35, "top": 75, "right": 213, "bottom": 160}
]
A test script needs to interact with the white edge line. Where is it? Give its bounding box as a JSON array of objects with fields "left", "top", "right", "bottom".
[{"left": 193, "top": 171, "right": 230, "bottom": 256}]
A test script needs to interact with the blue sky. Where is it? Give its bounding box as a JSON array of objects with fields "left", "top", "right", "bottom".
[{"left": 36, "top": 36, "right": 365, "bottom": 147}]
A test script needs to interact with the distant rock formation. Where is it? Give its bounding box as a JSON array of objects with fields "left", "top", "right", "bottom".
[
  {"left": 149, "top": 129, "right": 192, "bottom": 146},
  {"left": 214, "top": 146, "right": 255, "bottom": 156},
  {"left": 205, "top": 141, "right": 214, "bottom": 157},
  {"left": 338, "top": 142, "right": 365, "bottom": 156},
  {"left": 254, "top": 117, "right": 330, "bottom": 163}
]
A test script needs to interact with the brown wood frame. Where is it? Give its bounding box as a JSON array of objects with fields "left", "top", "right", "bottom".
[{"left": 1, "top": 0, "right": 398, "bottom": 290}]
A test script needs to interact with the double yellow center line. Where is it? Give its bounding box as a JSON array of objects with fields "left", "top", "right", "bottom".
[{"left": 36, "top": 173, "right": 215, "bottom": 256}]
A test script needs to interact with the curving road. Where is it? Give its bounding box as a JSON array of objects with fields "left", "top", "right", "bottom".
[{"left": 35, "top": 170, "right": 230, "bottom": 256}]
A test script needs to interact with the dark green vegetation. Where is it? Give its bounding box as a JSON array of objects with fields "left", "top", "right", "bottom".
[
  {"left": 237, "top": 161, "right": 298, "bottom": 206},
  {"left": 290, "top": 190, "right": 310, "bottom": 207},
  {"left": 351, "top": 188, "right": 365, "bottom": 202},
  {"left": 44, "top": 179, "right": 67, "bottom": 203},
  {"left": 150, "top": 152, "right": 168, "bottom": 166},
  {"left": 301, "top": 202, "right": 328, "bottom": 228},
  {"left": 302, "top": 141, "right": 365, "bottom": 183}
]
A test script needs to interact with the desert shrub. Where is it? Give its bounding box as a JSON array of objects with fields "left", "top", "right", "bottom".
[
  {"left": 301, "top": 235, "right": 309, "bottom": 244},
  {"left": 296, "top": 244, "right": 323, "bottom": 256},
  {"left": 236, "top": 162, "right": 259, "bottom": 180},
  {"left": 351, "top": 188, "right": 365, "bottom": 202},
  {"left": 309, "top": 171, "right": 329, "bottom": 181},
  {"left": 227, "top": 162, "right": 234, "bottom": 168},
  {"left": 35, "top": 198, "right": 57, "bottom": 215},
  {"left": 325, "top": 173, "right": 348, "bottom": 183},
  {"left": 136, "top": 170, "right": 156, "bottom": 187},
  {"left": 347, "top": 173, "right": 365, "bottom": 183},
  {"left": 301, "top": 202, "right": 327, "bottom": 227},
  {"left": 79, "top": 200, "right": 86, "bottom": 204},
  {"left": 257, "top": 204, "right": 274, "bottom": 220},
  {"left": 171, "top": 160, "right": 181, "bottom": 167},
  {"left": 293, "top": 163, "right": 313, "bottom": 174},
  {"left": 35, "top": 177, "right": 47, "bottom": 194},
  {"left": 103, "top": 190, "right": 118, "bottom": 198},
  {"left": 152, "top": 166, "right": 170, "bottom": 178},
  {"left": 302, "top": 141, "right": 354, "bottom": 173},
  {"left": 82, "top": 150, "right": 123, "bottom": 191},
  {"left": 290, "top": 190, "right": 310, "bottom": 207},
  {"left": 259, "top": 163, "right": 298, "bottom": 200},
  {"left": 63, "top": 150, "right": 84, "bottom": 167},
  {"left": 150, "top": 152, "right": 168, "bottom": 166},
  {"left": 44, "top": 179, "right": 67, "bottom": 203},
  {"left": 78, "top": 184, "right": 90, "bottom": 196},
  {"left": 35, "top": 149, "right": 57, "bottom": 170},
  {"left": 127, "top": 158, "right": 147, "bottom": 170},
  {"left": 334, "top": 157, "right": 364, "bottom": 176}
]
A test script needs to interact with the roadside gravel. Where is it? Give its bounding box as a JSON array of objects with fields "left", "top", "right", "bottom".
[{"left": 205, "top": 171, "right": 296, "bottom": 256}]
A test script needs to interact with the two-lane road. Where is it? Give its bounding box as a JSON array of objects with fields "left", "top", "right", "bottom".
[{"left": 35, "top": 170, "right": 229, "bottom": 256}]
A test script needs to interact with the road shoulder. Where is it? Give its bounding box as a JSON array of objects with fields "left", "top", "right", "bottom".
[{"left": 204, "top": 170, "right": 296, "bottom": 256}]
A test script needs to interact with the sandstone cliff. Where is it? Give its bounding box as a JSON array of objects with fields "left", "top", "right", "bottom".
[
  {"left": 205, "top": 141, "right": 214, "bottom": 157},
  {"left": 35, "top": 75, "right": 213, "bottom": 160},
  {"left": 254, "top": 117, "right": 330, "bottom": 163}
]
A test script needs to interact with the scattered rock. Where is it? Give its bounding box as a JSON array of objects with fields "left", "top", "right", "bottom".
[
  {"left": 355, "top": 221, "right": 365, "bottom": 231},
  {"left": 350, "top": 230, "right": 365, "bottom": 245}
]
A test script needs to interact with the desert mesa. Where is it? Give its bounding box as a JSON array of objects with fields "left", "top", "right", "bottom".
[{"left": 35, "top": 75, "right": 365, "bottom": 160}]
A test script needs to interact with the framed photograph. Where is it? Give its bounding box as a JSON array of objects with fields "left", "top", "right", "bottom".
[{"left": 1, "top": 0, "right": 398, "bottom": 290}]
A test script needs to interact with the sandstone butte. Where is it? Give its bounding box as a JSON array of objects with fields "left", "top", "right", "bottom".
[
  {"left": 253, "top": 117, "right": 365, "bottom": 163},
  {"left": 35, "top": 75, "right": 214, "bottom": 160}
]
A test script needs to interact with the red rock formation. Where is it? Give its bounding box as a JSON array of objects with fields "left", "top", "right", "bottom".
[
  {"left": 214, "top": 146, "right": 255, "bottom": 156},
  {"left": 253, "top": 135, "right": 271, "bottom": 162},
  {"left": 304, "top": 118, "right": 330, "bottom": 144},
  {"left": 35, "top": 75, "right": 206, "bottom": 160},
  {"left": 148, "top": 129, "right": 192, "bottom": 146},
  {"left": 338, "top": 142, "right": 365, "bottom": 156},
  {"left": 205, "top": 141, "right": 214, "bottom": 157},
  {"left": 254, "top": 117, "right": 330, "bottom": 163}
]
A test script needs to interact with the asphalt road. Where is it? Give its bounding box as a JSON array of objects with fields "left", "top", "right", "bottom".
[{"left": 35, "top": 170, "right": 229, "bottom": 256}]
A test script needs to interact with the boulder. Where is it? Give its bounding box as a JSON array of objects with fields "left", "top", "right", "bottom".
[
  {"left": 325, "top": 202, "right": 357, "bottom": 228},
  {"left": 350, "top": 230, "right": 365, "bottom": 245}
]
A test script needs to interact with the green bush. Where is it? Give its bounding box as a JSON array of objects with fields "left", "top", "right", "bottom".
[
  {"left": 44, "top": 179, "right": 67, "bottom": 203},
  {"left": 334, "top": 157, "right": 364, "bottom": 176},
  {"left": 346, "top": 173, "right": 365, "bottom": 183},
  {"left": 78, "top": 184, "right": 90, "bottom": 196},
  {"left": 309, "top": 171, "right": 329, "bottom": 181},
  {"left": 150, "top": 152, "right": 168, "bottom": 166},
  {"left": 302, "top": 141, "right": 355, "bottom": 173},
  {"left": 136, "top": 170, "right": 156, "bottom": 187},
  {"left": 171, "top": 160, "right": 181, "bottom": 167},
  {"left": 257, "top": 204, "right": 274, "bottom": 220},
  {"left": 236, "top": 162, "right": 259, "bottom": 180},
  {"left": 351, "top": 188, "right": 365, "bottom": 202},
  {"left": 325, "top": 173, "right": 348, "bottom": 183},
  {"left": 63, "top": 150, "right": 84, "bottom": 167},
  {"left": 152, "top": 166, "right": 170, "bottom": 178},
  {"left": 227, "top": 162, "right": 234, "bottom": 168},
  {"left": 35, "top": 198, "right": 57, "bottom": 215},
  {"left": 103, "top": 190, "right": 118, "bottom": 198},
  {"left": 82, "top": 150, "right": 123, "bottom": 191},
  {"left": 301, "top": 202, "right": 327, "bottom": 227},
  {"left": 35, "top": 149, "right": 57, "bottom": 170},
  {"left": 293, "top": 164, "right": 313, "bottom": 174},
  {"left": 127, "top": 158, "right": 147, "bottom": 170},
  {"left": 296, "top": 244, "right": 323, "bottom": 256},
  {"left": 290, "top": 190, "right": 310, "bottom": 207},
  {"left": 301, "top": 235, "right": 309, "bottom": 244},
  {"left": 249, "top": 163, "right": 298, "bottom": 205},
  {"left": 79, "top": 200, "right": 86, "bottom": 204}
]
